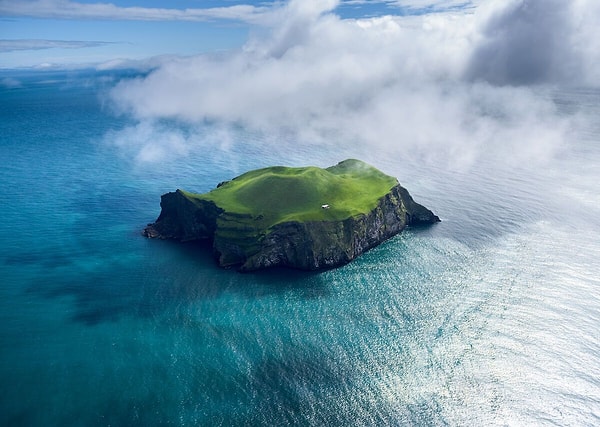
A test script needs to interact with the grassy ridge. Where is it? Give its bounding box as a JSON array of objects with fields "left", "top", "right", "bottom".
[{"left": 185, "top": 159, "right": 398, "bottom": 230}]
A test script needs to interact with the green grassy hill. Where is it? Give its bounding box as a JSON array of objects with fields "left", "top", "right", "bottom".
[
  {"left": 145, "top": 158, "right": 439, "bottom": 270},
  {"left": 183, "top": 159, "right": 398, "bottom": 230}
]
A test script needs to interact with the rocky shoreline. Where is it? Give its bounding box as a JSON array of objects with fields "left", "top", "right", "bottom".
[{"left": 144, "top": 161, "right": 439, "bottom": 271}]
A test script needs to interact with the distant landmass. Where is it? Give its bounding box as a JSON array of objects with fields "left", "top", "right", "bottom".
[{"left": 143, "top": 159, "right": 440, "bottom": 271}]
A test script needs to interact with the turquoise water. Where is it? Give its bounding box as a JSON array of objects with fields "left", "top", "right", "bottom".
[{"left": 1, "top": 72, "right": 599, "bottom": 425}]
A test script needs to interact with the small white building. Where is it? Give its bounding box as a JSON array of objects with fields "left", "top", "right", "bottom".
[{"left": 321, "top": 204, "right": 330, "bottom": 209}]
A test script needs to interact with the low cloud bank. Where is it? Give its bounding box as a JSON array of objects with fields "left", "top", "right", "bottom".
[
  {"left": 465, "top": 0, "right": 597, "bottom": 85},
  {"left": 108, "top": 0, "right": 599, "bottom": 167}
]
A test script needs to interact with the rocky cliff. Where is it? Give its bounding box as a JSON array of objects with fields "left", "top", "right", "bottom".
[{"left": 143, "top": 160, "right": 439, "bottom": 271}]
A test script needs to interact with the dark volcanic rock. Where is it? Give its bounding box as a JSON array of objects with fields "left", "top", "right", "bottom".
[
  {"left": 143, "top": 190, "right": 223, "bottom": 241},
  {"left": 235, "top": 184, "right": 438, "bottom": 271},
  {"left": 144, "top": 182, "right": 439, "bottom": 272}
]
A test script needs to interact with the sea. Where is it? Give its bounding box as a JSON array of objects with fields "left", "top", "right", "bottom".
[{"left": 1, "top": 69, "right": 599, "bottom": 426}]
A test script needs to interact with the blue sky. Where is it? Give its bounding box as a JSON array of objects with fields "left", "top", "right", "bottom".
[{"left": 0, "top": 0, "right": 475, "bottom": 69}]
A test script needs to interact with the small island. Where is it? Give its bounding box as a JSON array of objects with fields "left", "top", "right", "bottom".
[{"left": 144, "top": 159, "right": 440, "bottom": 271}]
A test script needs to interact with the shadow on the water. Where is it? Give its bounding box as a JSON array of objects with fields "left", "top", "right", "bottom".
[
  {"left": 166, "top": 239, "right": 333, "bottom": 298},
  {"left": 25, "top": 236, "right": 332, "bottom": 326},
  {"left": 406, "top": 222, "right": 441, "bottom": 238},
  {"left": 4, "top": 249, "right": 77, "bottom": 269},
  {"left": 26, "top": 267, "right": 149, "bottom": 325}
]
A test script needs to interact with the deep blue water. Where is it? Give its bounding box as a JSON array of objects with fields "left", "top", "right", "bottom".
[{"left": 1, "top": 71, "right": 599, "bottom": 426}]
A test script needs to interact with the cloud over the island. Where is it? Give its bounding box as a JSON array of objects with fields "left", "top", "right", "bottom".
[{"left": 108, "top": 0, "right": 599, "bottom": 167}]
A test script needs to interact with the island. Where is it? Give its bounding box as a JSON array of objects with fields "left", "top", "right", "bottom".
[{"left": 143, "top": 159, "right": 440, "bottom": 271}]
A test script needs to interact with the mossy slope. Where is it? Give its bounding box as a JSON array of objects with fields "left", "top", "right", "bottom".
[{"left": 192, "top": 158, "right": 398, "bottom": 227}]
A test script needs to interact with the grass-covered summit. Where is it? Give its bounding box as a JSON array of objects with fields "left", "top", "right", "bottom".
[
  {"left": 188, "top": 158, "right": 398, "bottom": 229},
  {"left": 144, "top": 159, "right": 439, "bottom": 271}
]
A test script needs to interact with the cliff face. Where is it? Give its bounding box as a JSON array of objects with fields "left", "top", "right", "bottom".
[
  {"left": 144, "top": 183, "right": 439, "bottom": 272},
  {"left": 144, "top": 190, "right": 223, "bottom": 241},
  {"left": 235, "top": 184, "right": 438, "bottom": 271}
]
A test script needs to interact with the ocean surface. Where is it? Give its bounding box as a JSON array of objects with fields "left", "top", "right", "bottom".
[{"left": 1, "top": 70, "right": 599, "bottom": 426}]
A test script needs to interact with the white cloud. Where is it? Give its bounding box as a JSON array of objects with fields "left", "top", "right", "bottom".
[
  {"left": 107, "top": 0, "right": 598, "bottom": 168},
  {"left": 105, "top": 121, "right": 191, "bottom": 163},
  {"left": 341, "top": 0, "right": 480, "bottom": 13},
  {"left": 573, "top": 0, "right": 600, "bottom": 84},
  {"left": 95, "top": 55, "right": 178, "bottom": 72},
  {"left": 0, "top": 76, "right": 22, "bottom": 87},
  {"left": 0, "top": 39, "right": 115, "bottom": 52},
  {"left": 0, "top": 0, "right": 271, "bottom": 23},
  {"left": 465, "top": 0, "right": 576, "bottom": 85},
  {"left": 392, "top": 0, "right": 478, "bottom": 11}
]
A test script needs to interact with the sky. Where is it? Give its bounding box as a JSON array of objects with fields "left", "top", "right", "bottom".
[
  {"left": 0, "top": 0, "right": 481, "bottom": 69},
  {"left": 2, "top": 0, "right": 599, "bottom": 169}
]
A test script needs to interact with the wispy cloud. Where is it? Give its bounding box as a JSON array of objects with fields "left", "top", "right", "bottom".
[
  {"left": 0, "top": 0, "right": 271, "bottom": 23},
  {"left": 0, "top": 76, "right": 22, "bottom": 88},
  {"left": 0, "top": 0, "right": 480, "bottom": 24},
  {"left": 391, "top": 0, "right": 477, "bottom": 10},
  {"left": 341, "top": 0, "right": 478, "bottom": 14},
  {"left": 0, "top": 39, "right": 116, "bottom": 52}
]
